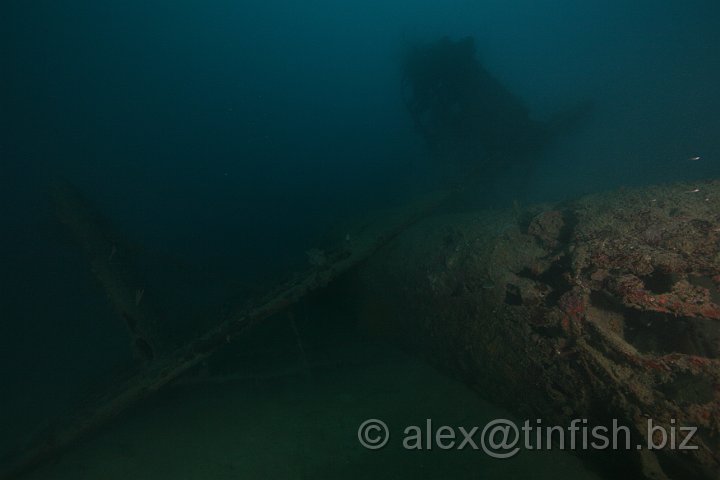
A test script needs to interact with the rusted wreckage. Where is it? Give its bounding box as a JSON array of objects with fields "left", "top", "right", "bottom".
[
  {"left": 354, "top": 180, "right": 720, "bottom": 479},
  {"left": 3, "top": 180, "right": 720, "bottom": 480}
]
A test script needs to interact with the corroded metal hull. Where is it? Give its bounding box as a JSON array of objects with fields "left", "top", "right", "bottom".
[{"left": 355, "top": 180, "right": 720, "bottom": 479}]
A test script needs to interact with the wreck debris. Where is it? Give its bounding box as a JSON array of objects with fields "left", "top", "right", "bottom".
[
  {"left": 51, "top": 181, "right": 157, "bottom": 363},
  {"left": 8, "top": 178, "right": 720, "bottom": 479},
  {"left": 401, "top": 36, "right": 591, "bottom": 171},
  {"left": 0, "top": 185, "right": 453, "bottom": 480},
  {"left": 354, "top": 180, "right": 720, "bottom": 480},
  {"left": 401, "top": 36, "right": 548, "bottom": 165}
]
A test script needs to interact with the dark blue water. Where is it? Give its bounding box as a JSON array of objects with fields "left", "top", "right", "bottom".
[{"left": 2, "top": 1, "right": 720, "bottom": 477}]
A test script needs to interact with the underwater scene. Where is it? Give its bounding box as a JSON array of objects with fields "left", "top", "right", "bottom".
[{"left": 3, "top": 1, "right": 720, "bottom": 479}]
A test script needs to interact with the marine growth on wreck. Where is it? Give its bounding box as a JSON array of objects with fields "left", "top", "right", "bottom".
[{"left": 2, "top": 2, "right": 720, "bottom": 480}]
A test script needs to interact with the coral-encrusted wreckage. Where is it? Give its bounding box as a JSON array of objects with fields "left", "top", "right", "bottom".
[
  {"left": 3, "top": 36, "right": 717, "bottom": 480},
  {"left": 5, "top": 180, "right": 720, "bottom": 480},
  {"left": 354, "top": 181, "right": 720, "bottom": 479}
]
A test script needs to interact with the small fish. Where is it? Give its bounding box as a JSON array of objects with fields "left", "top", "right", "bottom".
[
  {"left": 686, "top": 188, "right": 700, "bottom": 193},
  {"left": 688, "top": 156, "right": 701, "bottom": 161}
]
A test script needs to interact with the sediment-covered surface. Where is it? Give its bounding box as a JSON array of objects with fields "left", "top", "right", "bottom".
[{"left": 354, "top": 180, "right": 720, "bottom": 479}]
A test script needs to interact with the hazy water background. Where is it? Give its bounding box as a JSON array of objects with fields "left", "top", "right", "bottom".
[{"left": 2, "top": 0, "right": 720, "bottom": 473}]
